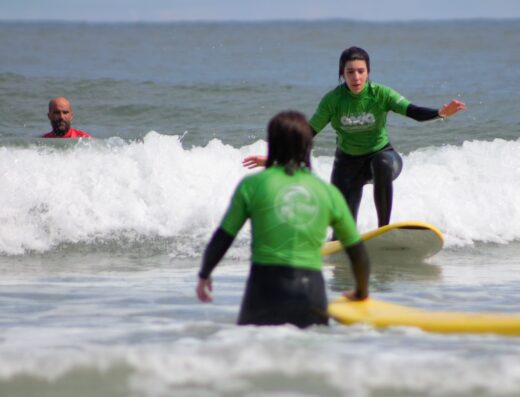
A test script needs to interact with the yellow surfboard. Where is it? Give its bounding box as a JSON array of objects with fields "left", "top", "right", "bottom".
[
  {"left": 322, "top": 221, "right": 444, "bottom": 261},
  {"left": 328, "top": 296, "right": 520, "bottom": 336}
]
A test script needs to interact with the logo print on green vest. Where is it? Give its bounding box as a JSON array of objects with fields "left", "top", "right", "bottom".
[{"left": 275, "top": 185, "right": 318, "bottom": 227}]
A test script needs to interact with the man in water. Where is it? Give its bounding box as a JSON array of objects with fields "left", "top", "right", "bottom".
[{"left": 41, "top": 96, "right": 92, "bottom": 138}]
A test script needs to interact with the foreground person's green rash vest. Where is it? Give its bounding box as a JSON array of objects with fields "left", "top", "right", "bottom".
[{"left": 220, "top": 166, "right": 360, "bottom": 270}]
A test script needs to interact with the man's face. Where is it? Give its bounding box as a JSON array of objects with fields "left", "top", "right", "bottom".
[{"left": 48, "top": 99, "right": 73, "bottom": 136}]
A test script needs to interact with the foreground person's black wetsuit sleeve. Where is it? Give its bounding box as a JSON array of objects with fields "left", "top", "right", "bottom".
[
  {"left": 198, "top": 227, "right": 234, "bottom": 279},
  {"left": 345, "top": 241, "right": 370, "bottom": 299}
]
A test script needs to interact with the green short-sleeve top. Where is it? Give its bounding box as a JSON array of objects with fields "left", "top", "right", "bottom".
[
  {"left": 220, "top": 166, "right": 361, "bottom": 271},
  {"left": 309, "top": 82, "right": 410, "bottom": 155}
]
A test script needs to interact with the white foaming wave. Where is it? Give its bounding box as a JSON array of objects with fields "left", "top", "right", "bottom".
[
  {"left": 0, "top": 132, "right": 264, "bottom": 255},
  {"left": 319, "top": 138, "right": 520, "bottom": 247},
  {"left": 1, "top": 326, "right": 520, "bottom": 396},
  {"left": 1, "top": 134, "right": 519, "bottom": 255},
  {"left": 390, "top": 138, "right": 520, "bottom": 246}
]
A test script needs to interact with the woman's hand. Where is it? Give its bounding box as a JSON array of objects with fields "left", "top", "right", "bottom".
[
  {"left": 242, "top": 155, "right": 267, "bottom": 169},
  {"left": 438, "top": 99, "right": 466, "bottom": 118},
  {"left": 196, "top": 277, "right": 213, "bottom": 302}
]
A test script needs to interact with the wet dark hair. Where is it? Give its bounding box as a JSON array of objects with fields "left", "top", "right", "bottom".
[
  {"left": 338, "top": 46, "right": 371, "bottom": 80},
  {"left": 265, "top": 111, "right": 313, "bottom": 175}
]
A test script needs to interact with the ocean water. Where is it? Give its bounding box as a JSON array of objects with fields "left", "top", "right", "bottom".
[{"left": 1, "top": 19, "right": 520, "bottom": 397}]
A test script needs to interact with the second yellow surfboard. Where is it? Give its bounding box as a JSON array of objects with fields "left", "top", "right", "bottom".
[{"left": 322, "top": 221, "right": 444, "bottom": 261}]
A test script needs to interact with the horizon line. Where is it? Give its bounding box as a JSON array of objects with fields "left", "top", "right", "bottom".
[{"left": 1, "top": 16, "right": 519, "bottom": 24}]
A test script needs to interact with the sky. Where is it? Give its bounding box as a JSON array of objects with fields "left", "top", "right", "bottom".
[{"left": 1, "top": 0, "right": 520, "bottom": 22}]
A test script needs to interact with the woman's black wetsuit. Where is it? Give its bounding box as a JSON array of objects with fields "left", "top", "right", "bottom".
[
  {"left": 331, "top": 143, "right": 402, "bottom": 227},
  {"left": 325, "top": 104, "right": 440, "bottom": 227}
]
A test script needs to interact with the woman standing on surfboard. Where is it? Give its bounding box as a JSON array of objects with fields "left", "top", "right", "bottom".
[
  {"left": 196, "top": 111, "right": 370, "bottom": 328},
  {"left": 243, "top": 46, "right": 466, "bottom": 227}
]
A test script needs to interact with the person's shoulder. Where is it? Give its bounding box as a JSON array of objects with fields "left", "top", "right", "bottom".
[
  {"left": 368, "top": 81, "right": 392, "bottom": 93},
  {"left": 316, "top": 85, "right": 345, "bottom": 111},
  {"left": 40, "top": 131, "right": 55, "bottom": 138},
  {"left": 69, "top": 128, "right": 92, "bottom": 138},
  {"left": 243, "top": 165, "right": 295, "bottom": 188},
  {"left": 369, "top": 81, "right": 402, "bottom": 96},
  {"left": 233, "top": 168, "right": 273, "bottom": 201},
  {"left": 40, "top": 129, "right": 92, "bottom": 138},
  {"left": 327, "top": 84, "right": 346, "bottom": 98},
  {"left": 305, "top": 170, "right": 335, "bottom": 191},
  {"left": 368, "top": 82, "right": 403, "bottom": 101},
  {"left": 318, "top": 84, "right": 343, "bottom": 100},
  {"left": 303, "top": 172, "right": 347, "bottom": 209},
  {"left": 310, "top": 173, "right": 344, "bottom": 197},
  {"left": 239, "top": 168, "right": 269, "bottom": 186}
]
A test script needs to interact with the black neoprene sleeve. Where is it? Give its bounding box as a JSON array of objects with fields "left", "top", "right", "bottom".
[
  {"left": 406, "top": 104, "right": 440, "bottom": 121},
  {"left": 198, "top": 227, "right": 235, "bottom": 279},
  {"left": 344, "top": 241, "right": 370, "bottom": 299}
]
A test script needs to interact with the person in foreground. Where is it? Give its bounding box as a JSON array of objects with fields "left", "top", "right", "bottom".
[
  {"left": 196, "top": 111, "right": 370, "bottom": 328},
  {"left": 243, "top": 46, "right": 466, "bottom": 227},
  {"left": 41, "top": 96, "right": 92, "bottom": 138}
]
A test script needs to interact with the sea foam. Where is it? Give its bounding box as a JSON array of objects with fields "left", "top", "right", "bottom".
[{"left": 1, "top": 133, "right": 519, "bottom": 255}]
